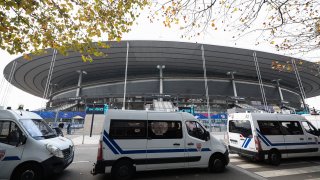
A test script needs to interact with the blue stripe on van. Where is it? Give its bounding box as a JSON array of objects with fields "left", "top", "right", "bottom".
[
  {"left": 256, "top": 128, "right": 318, "bottom": 146},
  {"left": 241, "top": 138, "right": 247, "bottom": 148},
  {"left": 103, "top": 130, "right": 211, "bottom": 155},
  {"left": 104, "top": 131, "right": 124, "bottom": 153},
  {"left": 201, "top": 148, "right": 212, "bottom": 152},
  {"left": 2, "top": 156, "right": 20, "bottom": 161},
  {"left": 257, "top": 134, "right": 271, "bottom": 146},
  {"left": 256, "top": 129, "right": 273, "bottom": 146},
  {"left": 244, "top": 138, "right": 251, "bottom": 148},
  {"left": 241, "top": 138, "right": 249, "bottom": 147},
  {"left": 103, "top": 136, "right": 120, "bottom": 154}
]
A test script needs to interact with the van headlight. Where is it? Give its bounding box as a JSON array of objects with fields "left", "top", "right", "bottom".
[{"left": 46, "top": 144, "right": 64, "bottom": 158}]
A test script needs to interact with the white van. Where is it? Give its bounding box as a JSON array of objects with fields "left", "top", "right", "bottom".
[
  {"left": 0, "top": 109, "right": 74, "bottom": 180},
  {"left": 228, "top": 113, "right": 320, "bottom": 165},
  {"left": 92, "top": 110, "right": 229, "bottom": 179}
]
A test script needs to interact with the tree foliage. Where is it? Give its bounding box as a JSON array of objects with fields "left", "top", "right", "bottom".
[
  {"left": 151, "top": 0, "right": 320, "bottom": 53},
  {"left": 0, "top": 0, "right": 148, "bottom": 61}
]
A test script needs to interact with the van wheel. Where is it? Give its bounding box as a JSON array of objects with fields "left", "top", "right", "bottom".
[
  {"left": 11, "top": 163, "right": 42, "bottom": 180},
  {"left": 208, "top": 154, "right": 226, "bottom": 173},
  {"left": 268, "top": 150, "right": 281, "bottom": 166},
  {"left": 111, "top": 160, "right": 135, "bottom": 180}
]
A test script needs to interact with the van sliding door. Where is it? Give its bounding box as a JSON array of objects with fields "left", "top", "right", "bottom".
[
  {"left": 257, "top": 121, "right": 286, "bottom": 158},
  {"left": 146, "top": 112, "right": 186, "bottom": 170}
]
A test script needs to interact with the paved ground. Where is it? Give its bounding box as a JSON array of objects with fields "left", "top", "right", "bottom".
[
  {"left": 51, "top": 144, "right": 258, "bottom": 180},
  {"left": 55, "top": 132, "right": 320, "bottom": 180},
  {"left": 230, "top": 154, "right": 320, "bottom": 180}
]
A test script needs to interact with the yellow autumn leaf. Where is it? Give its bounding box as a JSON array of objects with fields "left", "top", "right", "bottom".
[{"left": 23, "top": 53, "right": 32, "bottom": 60}]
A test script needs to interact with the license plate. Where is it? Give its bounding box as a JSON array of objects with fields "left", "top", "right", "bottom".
[{"left": 231, "top": 141, "right": 237, "bottom": 144}]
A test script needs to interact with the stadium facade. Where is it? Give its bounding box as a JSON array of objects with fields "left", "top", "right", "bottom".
[{"left": 4, "top": 41, "right": 320, "bottom": 113}]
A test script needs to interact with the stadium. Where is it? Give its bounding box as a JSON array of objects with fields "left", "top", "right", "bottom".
[{"left": 3, "top": 41, "right": 320, "bottom": 116}]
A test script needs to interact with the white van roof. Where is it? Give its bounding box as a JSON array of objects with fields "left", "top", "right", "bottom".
[
  {"left": 107, "top": 109, "right": 196, "bottom": 121},
  {"left": 229, "top": 113, "right": 306, "bottom": 121},
  {"left": 0, "top": 110, "right": 42, "bottom": 120}
]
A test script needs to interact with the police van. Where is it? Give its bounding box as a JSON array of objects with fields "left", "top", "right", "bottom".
[
  {"left": 0, "top": 108, "right": 74, "bottom": 180},
  {"left": 227, "top": 113, "right": 320, "bottom": 165},
  {"left": 92, "top": 110, "right": 229, "bottom": 180}
]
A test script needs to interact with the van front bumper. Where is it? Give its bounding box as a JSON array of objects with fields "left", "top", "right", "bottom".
[
  {"left": 229, "top": 146, "right": 265, "bottom": 160},
  {"left": 41, "top": 152, "right": 74, "bottom": 175}
]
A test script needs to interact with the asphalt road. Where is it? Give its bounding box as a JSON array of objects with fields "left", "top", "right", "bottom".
[{"left": 51, "top": 144, "right": 259, "bottom": 180}]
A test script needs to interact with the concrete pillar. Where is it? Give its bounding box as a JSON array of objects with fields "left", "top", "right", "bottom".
[
  {"left": 76, "top": 70, "right": 87, "bottom": 103},
  {"left": 157, "top": 65, "right": 165, "bottom": 101},
  {"left": 227, "top": 71, "right": 238, "bottom": 103}
]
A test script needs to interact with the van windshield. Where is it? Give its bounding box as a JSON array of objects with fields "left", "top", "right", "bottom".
[{"left": 20, "top": 119, "right": 57, "bottom": 140}]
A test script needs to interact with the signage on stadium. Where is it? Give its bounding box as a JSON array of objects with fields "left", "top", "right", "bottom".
[{"left": 85, "top": 104, "right": 108, "bottom": 114}]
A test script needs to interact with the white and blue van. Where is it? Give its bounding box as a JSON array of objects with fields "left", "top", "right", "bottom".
[
  {"left": 0, "top": 108, "right": 74, "bottom": 180},
  {"left": 92, "top": 110, "right": 229, "bottom": 180},
  {"left": 228, "top": 113, "right": 320, "bottom": 165}
]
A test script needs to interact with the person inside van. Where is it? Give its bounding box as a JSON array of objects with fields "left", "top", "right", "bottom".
[{"left": 8, "top": 124, "right": 22, "bottom": 146}]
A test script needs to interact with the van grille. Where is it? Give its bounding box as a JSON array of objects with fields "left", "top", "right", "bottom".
[{"left": 62, "top": 146, "right": 73, "bottom": 160}]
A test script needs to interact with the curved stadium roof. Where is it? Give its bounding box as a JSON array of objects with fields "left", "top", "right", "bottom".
[{"left": 3, "top": 40, "right": 320, "bottom": 99}]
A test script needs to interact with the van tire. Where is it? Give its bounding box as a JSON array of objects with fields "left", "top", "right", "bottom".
[
  {"left": 268, "top": 150, "right": 281, "bottom": 166},
  {"left": 11, "top": 163, "right": 42, "bottom": 180},
  {"left": 208, "top": 154, "right": 226, "bottom": 173},
  {"left": 111, "top": 159, "right": 135, "bottom": 180}
]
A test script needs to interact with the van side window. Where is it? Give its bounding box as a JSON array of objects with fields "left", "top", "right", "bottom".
[
  {"left": 0, "top": 121, "right": 22, "bottom": 146},
  {"left": 109, "top": 120, "right": 146, "bottom": 139},
  {"left": 280, "top": 121, "right": 303, "bottom": 135},
  {"left": 301, "top": 121, "right": 318, "bottom": 136},
  {"left": 257, "top": 121, "right": 282, "bottom": 135},
  {"left": 148, "top": 121, "right": 182, "bottom": 139},
  {"left": 228, "top": 120, "right": 252, "bottom": 138},
  {"left": 186, "top": 121, "right": 207, "bottom": 140}
]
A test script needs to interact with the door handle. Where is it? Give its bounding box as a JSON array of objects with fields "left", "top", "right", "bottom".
[
  {"left": 308, "top": 138, "right": 312, "bottom": 140},
  {"left": 187, "top": 142, "right": 194, "bottom": 146},
  {"left": 173, "top": 143, "right": 180, "bottom": 146},
  {"left": 300, "top": 138, "right": 304, "bottom": 140}
]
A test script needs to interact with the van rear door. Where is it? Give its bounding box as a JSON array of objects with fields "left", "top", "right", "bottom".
[
  {"left": 228, "top": 119, "right": 253, "bottom": 155},
  {"left": 146, "top": 112, "right": 186, "bottom": 170}
]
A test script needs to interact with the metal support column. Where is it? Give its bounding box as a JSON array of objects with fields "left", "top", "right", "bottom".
[
  {"left": 76, "top": 70, "right": 87, "bottom": 104},
  {"left": 292, "top": 59, "right": 309, "bottom": 113},
  {"left": 122, "top": 42, "right": 129, "bottom": 110},
  {"left": 253, "top": 51, "right": 269, "bottom": 112},
  {"left": 227, "top": 71, "right": 238, "bottom": 103},
  {"left": 201, "top": 45, "right": 212, "bottom": 131}
]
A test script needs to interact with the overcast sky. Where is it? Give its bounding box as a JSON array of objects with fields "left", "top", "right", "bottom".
[{"left": 0, "top": 10, "right": 319, "bottom": 111}]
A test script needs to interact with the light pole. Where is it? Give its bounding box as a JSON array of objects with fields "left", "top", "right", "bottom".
[
  {"left": 90, "top": 101, "right": 96, "bottom": 137},
  {"left": 157, "top": 65, "right": 165, "bottom": 101}
]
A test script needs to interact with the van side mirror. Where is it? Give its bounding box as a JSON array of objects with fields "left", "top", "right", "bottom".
[
  {"left": 17, "top": 135, "right": 27, "bottom": 147},
  {"left": 205, "top": 131, "right": 210, "bottom": 141}
]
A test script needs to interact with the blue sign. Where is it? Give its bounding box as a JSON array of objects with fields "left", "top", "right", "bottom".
[
  {"left": 178, "top": 106, "right": 195, "bottom": 115},
  {"left": 32, "top": 111, "right": 86, "bottom": 119},
  {"left": 85, "top": 104, "right": 108, "bottom": 114}
]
